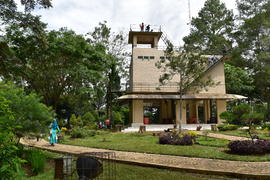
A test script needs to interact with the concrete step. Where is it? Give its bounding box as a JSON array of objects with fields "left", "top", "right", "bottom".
[{"left": 122, "top": 124, "right": 215, "bottom": 132}]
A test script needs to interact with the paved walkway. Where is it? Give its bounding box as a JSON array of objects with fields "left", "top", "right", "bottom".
[
  {"left": 21, "top": 138, "right": 270, "bottom": 179},
  {"left": 196, "top": 131, "right": 250, "bottom": 141}
]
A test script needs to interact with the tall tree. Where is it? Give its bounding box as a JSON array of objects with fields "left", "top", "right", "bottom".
[
  {"left": 0, "top": 0, "right": 52, "bottom": 35},
  {"left": 0, "top": 25, "right": 107, "bottom": 111},
  {"left": 87, "top": 21, "right": 128, "bottom": 122},
  {"left": 183, "top": 0, "right": 234, "bottom": 55},
  {"left": 234, "top": 0, "right": 270, "bottom": 120}
]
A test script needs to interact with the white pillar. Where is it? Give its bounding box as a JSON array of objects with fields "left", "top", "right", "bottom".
[{"left": 217, "top": 100, "right": 227, "bottom": 123}]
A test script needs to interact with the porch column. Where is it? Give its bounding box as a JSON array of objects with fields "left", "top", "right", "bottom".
[
  {"left": 176, "top": 100, "right": 186, "bottom": 124},
  {"left": 217, "top": 100, "right": 227, "bottom": 123},
  {"left": 195, "top": 101, "right": 199, "bottom": 122},
  {"left": 132, "top": 100, "right": 144, "bottom": 124},
  {"left": 204, "top": 100, "right": 210, "bottom": 123}
]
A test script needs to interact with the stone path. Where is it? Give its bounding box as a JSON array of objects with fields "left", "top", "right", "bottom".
[
  {"left": 196, "top": 131, "right": 250, "bottom": 141},
  {"left": 21, "top": 138, "right": 270, "bottom": 179}
]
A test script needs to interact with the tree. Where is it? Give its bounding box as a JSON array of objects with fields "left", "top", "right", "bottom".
[
  {"left": 0, "top": 95, "right": 24, "bottom": 179},
  {"left": 234, "top": 0, "right": 270, "bottom": 120},
  {"left": 183, "top": 0, "right": 234, "bottom": 55},
  {"left": 87, "top": 21, "right": 128, "bottom": 123},
  {"left": 0, "top": 82, "right": 54, "bottom": 140},
  {"left": 224, "top": 63, "right": 254, "bottom": 97},
  {"left": 156, "top": 45, "right": 216, "bottom": 129},
  {"left": 1, "top": 26, "right": 107, "bottom": 112}
]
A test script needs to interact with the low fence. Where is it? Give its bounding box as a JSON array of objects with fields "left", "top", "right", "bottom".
[{"left": 54, "top": 152, "right": 116, "bottom": 180}]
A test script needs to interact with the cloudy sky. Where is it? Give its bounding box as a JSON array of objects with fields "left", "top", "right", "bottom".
[{"left": 32, "top": 0, "right": 237, "bottom": 46}]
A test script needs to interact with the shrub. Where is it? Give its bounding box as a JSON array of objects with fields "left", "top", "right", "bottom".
[
  {"left": 0, "top": 82, "right": 54, "bottom": 138},
  {"left": 177, "top": 135, "right": 195, "bottom": 145},
  {"left": 217, "top": 124, "right": 239, "bottom": 131},
  {"left": 70, "top": 128, "right": 96, "bottom": 138},
  {"left": 26, "top": 149, "right": 46, "bottom": 174},
  {"left": 113, "top": 111, "right": 123, "bottom": 125},
  {"left": 87, "top": 130, "right": 96, "bottom": 137},
  {"left": 84, "top": 123, "right": 98, "bottom": 130},
  {"left": 219, "top": 111, "right": 234, "bottom": 124},
  {"left": 70, "top": 114, "right": 83, "bottom": 128},
  {"left": 159, "top": 132, "right": 179, "bottom": 145},
  {"left": 82, "top": 112, "right": 96, "bottom": 126},
  {"left": 70, "top": 128, "right": 87, "bottom": 138},
  {"left": 159, "top": 132, "right": 195, "bottom": 146},
  {"left": 228, "top": 140, "right": 270, "bottom": 155},
  {"left": 184, "top": 131, "right": 198, "bottom": 137},
  {"left": 262, "top": 124, "right": 270, "bottom": 130}
]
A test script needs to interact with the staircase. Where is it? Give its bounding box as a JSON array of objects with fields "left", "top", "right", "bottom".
[{"left": 160, "top": 32, "right": 172, "bottom": 47}]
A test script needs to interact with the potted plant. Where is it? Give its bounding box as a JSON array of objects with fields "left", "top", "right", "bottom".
[{"left": 144, "top": 112, "right": 152, "bottom": 124}]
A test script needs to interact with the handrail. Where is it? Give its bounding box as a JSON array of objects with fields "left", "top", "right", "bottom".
[
  {"left": 130, "top": 24, "right": 162, "bottom": 32},
  {"left": 133, "top": 45, "right": 181, "bottom": 51}
]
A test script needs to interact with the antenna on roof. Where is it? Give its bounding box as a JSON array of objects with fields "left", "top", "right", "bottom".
[{"left": 187, "top": 0, "right": 192, "bottom": 31}]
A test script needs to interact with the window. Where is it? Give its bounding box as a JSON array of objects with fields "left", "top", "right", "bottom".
[
  {"left": 144, "top": 56, "right": 149, "bottom": 60},
  {"left": 160, "top": 56, "right": 165, "bottom": 60},
  {"left": 150, "top": 56, "right": 155, "bottom": 59},
  {"left": 138, "top": 56, "right": 143, "bottom": 59}
]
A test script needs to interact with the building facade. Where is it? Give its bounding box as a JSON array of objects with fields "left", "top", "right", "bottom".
[{"left": 119, "top": 26, "right": 245, "bottom": 126}]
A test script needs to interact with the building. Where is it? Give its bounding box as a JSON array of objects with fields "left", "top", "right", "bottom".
[{"left": 118, "top": 25, "right": 245, "bottom": 129}]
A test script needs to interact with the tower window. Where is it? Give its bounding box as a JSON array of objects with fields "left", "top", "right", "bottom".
[{"left": 144, "top": 56, "right": 149, "bottom": 59}]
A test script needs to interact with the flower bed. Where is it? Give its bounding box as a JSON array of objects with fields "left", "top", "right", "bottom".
[
  {"left": 159, "top": 132, "right": 195, "bottom": 146},
  {"left": 228, "top": 140, "right": 270, "bottom": 155}
]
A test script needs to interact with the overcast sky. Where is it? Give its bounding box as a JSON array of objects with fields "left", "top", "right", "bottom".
[{"left": 32, "top": 0, "right": 237, "bottom": 46}]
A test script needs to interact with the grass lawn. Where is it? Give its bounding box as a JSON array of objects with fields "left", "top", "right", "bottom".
[
  {"left": 210, "top": 129, "right": 270, "bottom": 140},
  {"left": 61, "top": 132, "right": 270, "bottom": 162}
]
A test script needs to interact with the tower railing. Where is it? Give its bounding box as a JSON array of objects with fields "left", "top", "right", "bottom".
[{"left": 130, "top": 24, "right": 161, "bottom": 32}]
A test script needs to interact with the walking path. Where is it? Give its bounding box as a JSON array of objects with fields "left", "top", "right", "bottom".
[
  {"left": 196, "top": 131, "right": 250, "bottom": 141},
  {"left": 21, "top": 135, "right": 270, "bottom": 179}
]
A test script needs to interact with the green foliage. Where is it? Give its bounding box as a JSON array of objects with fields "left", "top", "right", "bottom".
[
  {"left": 183, "top": 131, "right": 198, "bottom": 137},
  {"left": 261, "top": 124, "right": 270, "bottom": 130},
  {"left": 0, "top": 131, "right": 24, "bottom": 180},
  {"left": 0, "top": 82, "right": 54, "bottom": 138},
  {"left": 1, "top": 25, "right": 107, "bottom": 112},
  {"left": 224, "top": 63, "right": 254, "bottom": 97},
  {"left": 119, "top": 107, "right": 130, "bottom": 125},
  {"left": 242, "top": 112, "right": 264, "bottom": 126},
  {"left": 0, "top": 96, "right": 25, "bottom": 179},
  {"left": 82, "top": 112, "right": 96, "bottom": 126},
  {"left": 25, "top": 149, "right": 46, "bottom": 174},
  {"left": 183, "top": 0, "right": 234, "bottom": 54},
  {"left": 233, "top": 0, "right": 270, "bottom": 111},
  {"left": 113, "top": 111, "right": 123, "bottom": 125},
  {"left": 219, "top": 111, "right": 234, "bottom": 124},
  {"left": 88, "top": 21, "right": 128, "bottom": 122},
  {"left": 70, "top": 128, "right": 96, "bottom": 138},
  {"left": 217, "top": 124, "right": 239, "bottom": 131},
  {"left": 226, "top": 104, "right": 251, "bottom": 125},
  {"left": 69, "top": 114, "right": 83, "bottom": 128}
]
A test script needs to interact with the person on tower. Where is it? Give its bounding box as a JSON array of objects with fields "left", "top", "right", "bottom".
[
  {"left": 140, "top": 22, "right": 144, "bottom": 31},
  {"left": 146, "top": 24, "right": 150, "bottom": 32}
]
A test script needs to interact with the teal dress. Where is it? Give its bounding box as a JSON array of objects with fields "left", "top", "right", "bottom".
[{"left": 49, "top": 120, "right": 60, "bottom": 145}]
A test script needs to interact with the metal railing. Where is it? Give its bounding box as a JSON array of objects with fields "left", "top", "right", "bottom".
[{"left": 130, "top": 24, "right": 161, "bottom": 32}]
